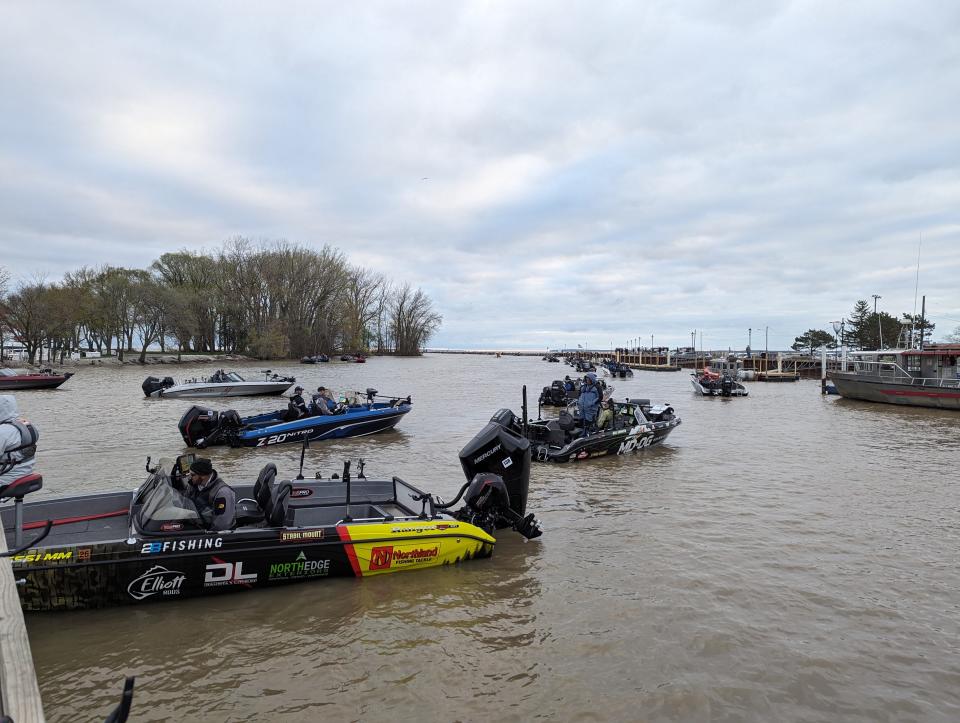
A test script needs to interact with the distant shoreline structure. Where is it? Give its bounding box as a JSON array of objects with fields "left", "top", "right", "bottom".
[{"left": 425, "top": 349, "right": 545, "bottom": 356}]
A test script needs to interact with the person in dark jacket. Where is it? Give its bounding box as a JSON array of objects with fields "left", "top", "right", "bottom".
[
  {"left": 184, "top": 457, "right": 236, "bottom": 531},
  {"left": 285, "top": 386, "right": 309, "bottom": 420},
  {"left": 577, "top": 373, "right": 601, "bottom": 434}
]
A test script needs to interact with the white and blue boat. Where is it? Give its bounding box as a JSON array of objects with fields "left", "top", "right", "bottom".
[{"left": 178, "top": 390, "right": 412, "bottom": 448}]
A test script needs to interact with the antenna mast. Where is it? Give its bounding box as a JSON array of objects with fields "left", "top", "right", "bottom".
[{"left": 911, "top": 233, "right": 922, "bottom": 347}]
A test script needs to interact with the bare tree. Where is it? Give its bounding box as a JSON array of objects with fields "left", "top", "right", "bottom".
[
  {"left": 389, "top": 283, "right": 442, "bottom": 355},
  {"left": 1, "top": 280, "right": 51, "bottom": 364}
]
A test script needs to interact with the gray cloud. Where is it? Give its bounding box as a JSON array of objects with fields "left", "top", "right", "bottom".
[{"left": 1, "top": 1, "right": 959, "bottom": 349}]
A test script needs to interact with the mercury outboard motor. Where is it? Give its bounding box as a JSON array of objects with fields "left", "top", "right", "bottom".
[
  {"left": 142, "top": 376, "right": 175, "bottom": 397},
  {"left": 178, "top": 406, "right": 242, "bottom": 447},
  {"left": 458, "top": 408, "right": 538, "bottom": 536},
  {"left": 448, "top": 472, "right": 537, "bottom": 539}
]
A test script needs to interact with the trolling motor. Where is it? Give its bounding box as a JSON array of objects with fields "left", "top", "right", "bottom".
[
  {"left": 262, "top": 370, "right": 296, "bottom": 382},
  {"left": 352, "top": 389, "right": 413, "bottom": 409}
]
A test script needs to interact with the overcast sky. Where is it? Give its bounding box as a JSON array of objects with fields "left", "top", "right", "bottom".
[{"left": 2, "top": 1, "right": 959, "bottom": 350}]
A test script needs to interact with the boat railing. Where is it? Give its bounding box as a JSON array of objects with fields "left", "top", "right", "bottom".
[{"left": 849, "top": 360, "right": 960, "bottom": 388}]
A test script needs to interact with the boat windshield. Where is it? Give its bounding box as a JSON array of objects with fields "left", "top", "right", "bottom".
[
  {"left": 613, "top": 403, "right": 643, "bottom": 425},
  {"left": 0, "top": 368, "right": 26, "bottom": 377},
  {"left": 135, "top": 468, "right": 205, "bottom": 533},
  {"left": 227, "top": 372, "right": 244, "bottom": 382}
]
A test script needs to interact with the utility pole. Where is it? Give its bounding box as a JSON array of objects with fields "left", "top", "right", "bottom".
[
  {"left": 748, "top": 328, "right": 752, "bottom": 357},
  {"left": 872, "top": 294, "right": 883, "bottom": 349}
]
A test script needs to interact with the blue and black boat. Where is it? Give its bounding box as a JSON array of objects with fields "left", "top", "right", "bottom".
[{"left": 178, "top": 390, "right": 412, "bottom": 448}]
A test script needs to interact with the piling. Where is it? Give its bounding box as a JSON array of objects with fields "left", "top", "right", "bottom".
[
  {"left": 0, "top": 533, "right": 46, "bottom": 721},
  {"left": 821, "top": 347, "right": 827, "bottom": 394}
]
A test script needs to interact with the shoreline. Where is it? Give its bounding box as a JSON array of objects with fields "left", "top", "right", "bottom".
[{"left": 3, "top": 353, "right": 256, "bottom": 368}]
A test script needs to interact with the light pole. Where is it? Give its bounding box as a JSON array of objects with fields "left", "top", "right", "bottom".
[
  {"left": 830, "top": 320, "right": 842, "bottom": 352},
  {"left": 872, "top": 294, "right": 882, "bottom": 349},
  {"left": 748, "top": 327, "right": 752, "bottom": 356}
]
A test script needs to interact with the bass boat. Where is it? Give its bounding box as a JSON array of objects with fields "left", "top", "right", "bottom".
[
  {"left": 496, "top": 388, "right": 679, "bottom": 463},
  {"left": 691, "top": 369, "right": 748, "bottom": 397},
  {"left": 142, "top": 370, "right": 295, "bottom": 398},
  {"left": 0, "top": 368, "right": 74, "bottom": 390},
  {"left": 601, "top": 361, "right": 633, "bottom": 379},
  {"left": 1, "top": 422, "right": 541, "bottom": 611},
  {"left": 178, "top": 389, "right": 412, "bottom": 448},
  {"left": 538, "top": 378, "right": 612, "bottom": 407}
]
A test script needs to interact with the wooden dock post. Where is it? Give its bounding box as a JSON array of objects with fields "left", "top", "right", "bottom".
[{"left": 0, "top": 533, "right": 46, "bottom": 721}]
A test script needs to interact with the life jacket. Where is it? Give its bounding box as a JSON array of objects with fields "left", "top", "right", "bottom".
[
  {"left": 1, "top": 420, "right": 39, "bottom": 474},
  {"left": 1, "top": 420, "right": 39, "bottom": 460},
  {"left": 192, "top": 474, "right": 230, "bottom": 527}
]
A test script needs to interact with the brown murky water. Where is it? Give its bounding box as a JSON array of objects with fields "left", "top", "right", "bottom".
[{"left": 12, "top": 355, "right": 960, "bottom": 722}]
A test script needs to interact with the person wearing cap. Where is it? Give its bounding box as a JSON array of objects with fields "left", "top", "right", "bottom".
[
  {"left": 311, "top": 386, "right": 336, "bottom": 415},
  {"left": 285, "top": 386, "right": 309, "bottom": 420},
  {"left": 184, "top": 458, "right": 236, "bottom": 531},
  {"left": 577, "top": 372, "right": 601, "bottom": 435}
]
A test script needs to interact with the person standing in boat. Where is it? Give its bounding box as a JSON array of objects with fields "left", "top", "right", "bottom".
[
  {"left": 577, "top": 373, "right": 601, "bottom": 435},
  {"left": 0, "top": 395, "right": 39, "bottom": 486},
  {"left": 183, "top": 457, "right": 236, "bottom": 531}
]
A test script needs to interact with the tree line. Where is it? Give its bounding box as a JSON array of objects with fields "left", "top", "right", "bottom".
[
  {"left": 0, "top": 239, "right": 442, "bottom": 364},
  {"left": 791, "top": 299, "right": 941, "bottom": 354}
]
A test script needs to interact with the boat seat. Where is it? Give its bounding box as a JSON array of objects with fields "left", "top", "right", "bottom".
[
  {"left": 557, "top": 410, "right": 576, "bottom": 432},
  {"left": 0, "top": 473, "right": 43, "bottom": 500},
  {"left": 235, "top": 498, "right": 265, "bottom": 526},
  {"left": 544, "top": 420, "right": 565, "bottom": 446},
  {"left": 266, "top": 482, "right": 293, "bottom": 526}
]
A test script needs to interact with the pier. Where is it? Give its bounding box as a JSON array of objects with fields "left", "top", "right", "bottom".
[
  {"left": 426, "top": 348, "right": 849, "bottom": 380},
  {"left": 0, "top": 535, "right": 45, "bottom": 721}
]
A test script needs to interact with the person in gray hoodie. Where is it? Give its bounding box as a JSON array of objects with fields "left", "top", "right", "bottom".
[{"left": 0, "top": 395, "right": 38, "bottom": 486}]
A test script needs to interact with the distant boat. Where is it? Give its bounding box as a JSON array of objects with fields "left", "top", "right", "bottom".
[
  {"left": 690, "top": 368, "right": 748, "bottom": 397},
  {"left": 142, "top": 370, "right": 295, "bottom": 399},
  {"left": 828, "top": 345, "right": 960, "bottom": 409},
  {"left": 301, "top": 354, "right": 329, "bottom": 364},
  {"left": 0, "top": 368, "right": 73, "bottom": 390}
]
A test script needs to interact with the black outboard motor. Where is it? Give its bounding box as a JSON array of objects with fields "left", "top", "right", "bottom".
[
  {"left": 721, "top": 376, "right": 733, "bottom": 397},
  {"left": 142, "top": 376, "right": 175, "bottom": 397},
  {"left": 177, "top": 406, "right": 241, "bottom": 447},
  {"left": 458, "top": 408, "right": 532, "bottom": 520},
  {"left": 539, "top": 381, "right": 566, "bottom": 407}
]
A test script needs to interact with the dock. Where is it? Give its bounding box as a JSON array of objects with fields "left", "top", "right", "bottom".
[
  {"left": 426, "top": 347, "right": 848, "bottom": 381},
  {"left": 0, "top": 533, "right": 45, "bottom": 721}
]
